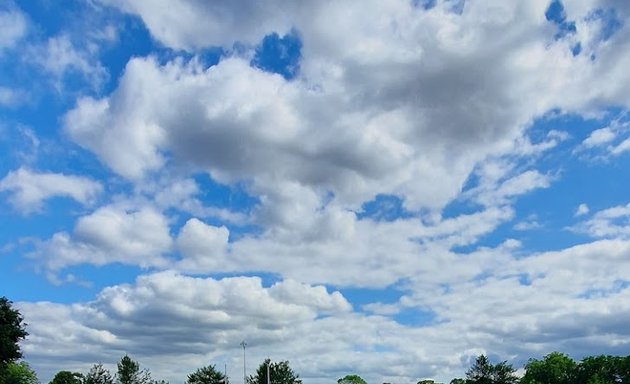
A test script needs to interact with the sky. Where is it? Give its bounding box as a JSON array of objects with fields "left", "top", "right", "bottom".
[{"left": 0, "top": 0, "right": 629, "bottom": 383}]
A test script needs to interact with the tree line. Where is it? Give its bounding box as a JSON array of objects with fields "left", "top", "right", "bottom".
[{"left": 3, "top": 296, "right": 630, "bottom": 384}]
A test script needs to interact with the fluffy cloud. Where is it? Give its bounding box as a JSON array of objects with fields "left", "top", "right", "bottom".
[
  {"left": 19, "top": 238, "right": 630, "bottom": 384},
  {"left": 20, "top": 272, "right": 352, "bottom": 382},
  {"left": 29, "top": 204, "right": 172, "bottom": 273},
  {"left": 9, "top": 2, "right": 630, "bottom": 383},
  {"left": 68, "top": 1, "right": 630, "bottom": 224},
  {"left": 0, "top": 167, "right": 102, "bottom": 214}
]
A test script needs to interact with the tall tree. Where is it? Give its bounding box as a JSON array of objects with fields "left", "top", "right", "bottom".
[
  {"left": 521, "top": 352, "right": 576, "bottom": 384},
  {"left": 85, "top": 364, "right": 114, "bottom": 384},
  {"left": 116, "top": 355, "right": 151, "bottom": 384},
  {"left": 187, "top": 365, "right": 227, "bottom": 384},
  {"left": 465, "top": 355, "right": 518, "bottom": 384},
  {"left": 0, "top": 297, "right": 28, "bottom": 367},
  {"left": 50, "top": 371, "right": 84, "bottom": 384},
  {"left": 338, "top": 375, "right": 367, "bottom": 384},
  {"left": 2, "top": 361, "right": 38, "bottom": 384},
  {"left": 247, "top": 359, "right": 301, "bottom": 384},
  {"left": 466, "top": 355, "right": 494, "bottom": 384}
]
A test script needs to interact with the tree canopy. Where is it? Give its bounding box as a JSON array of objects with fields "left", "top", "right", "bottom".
[
  {"left": 187, "top": 365, "right": 227, "bottom": 384},
  {"left": 0, "top": 297, "right": 28, "bottom": 367},
  {"left": 116, "top": 355, "right": 152, "bottom": 384},
  {"left": 521, "top": 352, "right": 576, "bottom": 384},
  {"left": 84, "top": 364, "right": 114, "bottom": 384},
  {"left": 247, "top": 359, "right": 302, "bottom": 384},
  {"left": 1, "top": 361, "right": 38, "bottom": 384},
  {"left": 338, "top": 375, "right": 367, "bottom": 384},
  {"left": 465, "top": 355, "right": 518, "bottom": 384},
  {"left": 49, "top": 371, "right": 84, "bottom": 384}
]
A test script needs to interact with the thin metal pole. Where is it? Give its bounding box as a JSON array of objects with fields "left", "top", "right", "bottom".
[
  {"left": 240, "top": 341, "right": 247, "bottom": 384},
  {"left": 266, "top": 361, "right": 270, "bottom": 384}
]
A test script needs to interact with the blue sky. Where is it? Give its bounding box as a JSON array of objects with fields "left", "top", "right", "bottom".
[{"left": 1, "top": 0, "right": 630, "bottom": 383}]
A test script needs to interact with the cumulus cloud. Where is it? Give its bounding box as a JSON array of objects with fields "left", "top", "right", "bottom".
[
  {"left": 20, "top": 272, "right": 352, "bottom": 381},
  {"left": 9, "top": 1, "right": 630, "bottom": 383},
  {"left": 67, "top": 0, "right": 630, "bottom": 225},
  {"left": 29, "top": 204, "right": 172, "bottom": 273},
  {"left": 20, "top": 238, "right": 630, "bottom": 384},
  {"left": 0, "top": 167, "right": 102, "bottom": 214}
]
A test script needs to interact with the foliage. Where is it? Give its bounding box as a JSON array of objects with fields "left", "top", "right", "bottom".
[
  {"left": 85, "top": 364, "right": 114, "bottom": 384},
  {"left": 247, "top": 359, "right": 301, "bottom": 384},
  {"left": 338, "top": 375, "right": 367, "bottom": 384},
  {"left": 450, "top": 379, "right": 465, "bottom": 384},
  {"left": 465, "top": 355, "right": 518, "bottom": 384},
  {"left": 575, "top": 355, "right": 626, "bottom": 384},
  {"left": 521, "top": 352, "right": 576, "bottom": 384},
  {"left": 1, "top": 361, "right": 38, "bottom": 384},
  {"left": 0, "top": 297, "right": 28, "bottom": 367},
  {"left": 50, "top": 371, "right": 84, "bottom": 384},
  {"left": 187, "top": 365, "right": 227, "bottom": 384},
  {"left": 116, "top": 355, "right": 152, "bottom": 384}
]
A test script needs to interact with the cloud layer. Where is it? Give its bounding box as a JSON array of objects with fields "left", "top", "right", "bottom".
[{"left": 2, "top": 1, "right": 630, "bottom": 383}]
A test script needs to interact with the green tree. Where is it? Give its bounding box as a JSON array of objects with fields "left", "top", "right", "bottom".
[
  {"left": 521, "top": 352, "right": 576, "bottom": 384},
  {"left": 466, "top": 355, "right": 494, "bottom": 384},
  {"left": 450, "top": 379, "right": 465, "bottom": 384},
  {"left": 465, "top": 355, "right": 517, "bottom": 384},
  {"left": 338, "top": 375, "right": 367, "bottom": 384},
  {"left": 0, "top": 297, "right": 28, "bottom": 367},
  {"left": 116, "top": 355, "right": 151, "bottom": 384},
  {"left": 575, "top": 355, "right": 618, "bottom": 384},
  {"left": 2, "top": 361, "right": 38, "bottom": 384},
  {"left": 417, "top": 381, "right": 435, "bottom": 384},
  {"left": 50, "top": 371, "right": 84, "bottom": 384},
  {"left": 85, "top": 364, "right": 114, "bottom": 384},
  {"left": 187, "top": 365, "right": 226, "bottom": 384},
  {"left": 247, "top": 359, "right": 301, "bottom": 384}
]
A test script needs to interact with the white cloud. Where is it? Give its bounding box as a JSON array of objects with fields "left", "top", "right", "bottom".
[
  {"left": 97, "top": 0, "right": 296, "bottom": 50},
  {"left": 34, "top": 34, "right": 108, "bottom": 91},
  {"left": 0, "top": 7, "right": 27, "bottom": 51},
  {"left": 19, "top": 238, "right": 630, "bottom": 383},
  {"left": 513, "top": 216, "right": 542, "bottom": 231},
  {"left": 573, "top": 202, "right": 630, "bottom": 238},
  {"left": 0, "top": 86, "right": 27, "bottom": 107},
  {"left": 610, "top": 138, "right": 630, "bottom": 155},
  {"left": 10, "top": 2, "right": 630, "bottom": 382},
  {"left": 0, "top": 167, "right": 102, "bottom": 214},
  {"left": 176, "top": 218, "right": 230, "bottom": 271},
  {"left": 19, "top": 272, "right": 353, "bottom": 382},
  {"left": 29, "top": 204, "right": 173, "bottom": 272},
  {"left": 575, "top": 203, "right": 590, "bottom": 216},
  {"left": 579, "top": 115, "right": 630, "bottom": 157},
  {"left": 582, "top": 127, "right": 616, "bottom": 147},
  {"left": 62, "top": 2, "right": 630, "bottom": 258}
]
